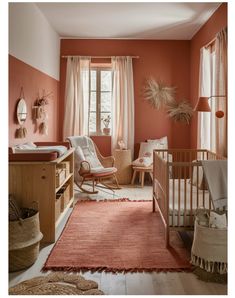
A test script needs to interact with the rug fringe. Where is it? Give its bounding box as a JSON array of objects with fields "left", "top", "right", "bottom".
[
  {"left": 42, "top": 265, "right": 192, "bottom": 273},
  {"left": 77, "top": 198, "right": 152, "bottom": 203}
]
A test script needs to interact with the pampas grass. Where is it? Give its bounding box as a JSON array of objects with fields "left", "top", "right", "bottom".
[
  {"left": 143, "top": 78, "right": 176, "bottom": 109},
  {"left": 166, "top": 101, "right": 193, "bottom": 124}
]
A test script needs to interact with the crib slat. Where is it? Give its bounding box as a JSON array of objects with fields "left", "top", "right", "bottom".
[
  {"left": 189, "top": 152, "right": 193, "bottom": 226},
  {"left": 196, "top": 164, "right": 199, "bottom": 207},
  {"left": 178, "top": 165, "right": 181, "bottom": 227},
  {"left": 172, "top": 176, "right": 175, "bottom": 227},
  {"left": 184, "top": 165, "right": 187, "bottom": 227}
]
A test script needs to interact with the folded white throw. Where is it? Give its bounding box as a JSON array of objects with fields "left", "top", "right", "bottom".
[{"left": 201, "top": 160, "right": 227, "bottom": 210}]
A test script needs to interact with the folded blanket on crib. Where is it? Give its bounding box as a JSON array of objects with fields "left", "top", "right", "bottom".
[
  {"left": 12, "top": 142, "right": 67, "bottom": 157},
  {"left": 201, "top": 160, "right": 227, "bottom": 210}
]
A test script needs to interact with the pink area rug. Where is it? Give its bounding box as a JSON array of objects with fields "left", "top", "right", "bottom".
[{"left": 43, "top": 200, "right": 191, "bottom": 272}]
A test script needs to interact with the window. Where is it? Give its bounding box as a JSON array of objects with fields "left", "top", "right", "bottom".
[{"left": 89, "top": 67, "right": 112, "bottom": 135}]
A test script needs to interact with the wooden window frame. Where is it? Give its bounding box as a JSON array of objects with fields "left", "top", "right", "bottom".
[{"left": 89, "top": 66, "right": 112, "bottom": 136}]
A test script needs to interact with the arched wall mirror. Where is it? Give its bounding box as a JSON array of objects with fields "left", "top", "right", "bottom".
[{"left": 17, "top": 98, "right": 27, "bottom": 125}]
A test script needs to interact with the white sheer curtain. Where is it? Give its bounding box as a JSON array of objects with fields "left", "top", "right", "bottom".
[
  {"left": 197, "top": 29, "right": 227, "bottom": 157},
  {"left": 63, "top": 56, "right": 91, "bottom": 139},
  {"left": 111, "top": 57, "right": 135, "bottom": 157},
  {"left": 215, "top": 28, "right": 227, "bottom": 157},
  {"left": 198, "top": 47, "right": 212, "bottom": 150}
]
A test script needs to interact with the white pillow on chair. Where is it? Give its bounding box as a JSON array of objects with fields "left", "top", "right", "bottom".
[
  {"left": 132, "top": 157, "right": 152, "bottom": 167},
  {"left": 138, "top": 142, "right": 156, "bottom": 160},
  {"left": 147, "top": 136, "right": 168, "bottom": 149}
]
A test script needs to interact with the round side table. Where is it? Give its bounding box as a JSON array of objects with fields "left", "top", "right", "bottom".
[{"left": 114, "top": 149, "right": 132, "bottom": 185}]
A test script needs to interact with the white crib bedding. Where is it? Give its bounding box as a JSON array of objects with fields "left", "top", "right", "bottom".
[
  {"left": 168, "top": 179, "right": 210, "bottom": 212},
  {"left": 168, "top": 179, "right": 210, "bottom": 226},
  {"left": 154, "top": 178, "right": 210, "bottom": 226}
]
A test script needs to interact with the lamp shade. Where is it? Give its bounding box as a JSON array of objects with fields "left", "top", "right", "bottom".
[{"left": 194, "top": 97, "right": 211, "bottom": 112}]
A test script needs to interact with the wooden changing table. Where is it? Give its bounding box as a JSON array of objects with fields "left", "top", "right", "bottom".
[{"left": 9, "top": 147, "right": 74, "bottom": 244}]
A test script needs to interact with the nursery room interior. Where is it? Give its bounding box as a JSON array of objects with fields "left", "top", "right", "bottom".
[{"left": 8, "top": 1, "right": 229, "bottom": 295}]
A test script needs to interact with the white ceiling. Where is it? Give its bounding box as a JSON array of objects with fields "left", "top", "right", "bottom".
[{"left": 36, "top": 2, "right": 221, "bottom": 40}]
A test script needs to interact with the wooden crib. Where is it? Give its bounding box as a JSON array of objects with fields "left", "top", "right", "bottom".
[{"left": 152, "top": 149, "right": 225, "bottom": 247}]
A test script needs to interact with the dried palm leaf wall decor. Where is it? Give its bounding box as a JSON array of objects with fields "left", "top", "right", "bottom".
[
  {"left": 143, "top": 77, "right": 193, "bottom": 124},
  {"left": 166, "top": 101, "right": 193, "bottom": 124},
  {"left": 143, "top": 78, "right": 176, "bottom": 109}
]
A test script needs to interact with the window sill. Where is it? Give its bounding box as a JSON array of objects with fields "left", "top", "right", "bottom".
[{"left": 89, "top": 133, "right": 111, "bottom": 137}]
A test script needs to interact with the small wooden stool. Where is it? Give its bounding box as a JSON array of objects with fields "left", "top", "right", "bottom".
[{"left": 131, "top": 166, "right": 153, "bottom": 187}]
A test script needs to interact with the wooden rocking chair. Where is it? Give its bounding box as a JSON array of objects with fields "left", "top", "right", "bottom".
[{"left": 67, "top": 136, "right": 121, "bottom": 194}]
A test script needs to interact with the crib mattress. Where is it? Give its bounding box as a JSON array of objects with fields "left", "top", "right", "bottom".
[{"left": 155, "top": 178, "right": 210, "bottom": 227}]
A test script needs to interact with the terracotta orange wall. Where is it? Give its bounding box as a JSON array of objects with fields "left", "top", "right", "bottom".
[
  {"left": 190, "top": 3, "right": 227, "bottom": 149},
  {"left": 60, "top": 39, "right": 191, "bottom": 156},
  {"left": 9, "top": 55, "right": 59, "bottom": 146},
  {"left": 90, "top": 136, "right": 111, "bottom": 157}
]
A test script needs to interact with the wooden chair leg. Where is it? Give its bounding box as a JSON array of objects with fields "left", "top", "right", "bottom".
[
  {"left": 113, "top": 174, "right": 121, "bottom": 189},
  {"left": 139, "top": 172, "right": 142, "bottom": 184},
  {"left": 131, "top": 170, "right": 137, "bottom": 185},
  {"left": 141, "top": 171, "right": 145, "bottom": 187}
]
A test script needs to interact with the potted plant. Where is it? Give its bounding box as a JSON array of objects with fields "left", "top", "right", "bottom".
[{"left": 102, "top": 115, "right": 111, "bottom": 135}]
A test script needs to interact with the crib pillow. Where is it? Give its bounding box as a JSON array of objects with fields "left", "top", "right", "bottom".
[{"left": 132, "top": 156, "right": 152, "bottom": 167}]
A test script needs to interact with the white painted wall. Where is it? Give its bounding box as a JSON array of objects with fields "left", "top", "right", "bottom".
[{"left": 9, "top": 3, "right": 60, "bottom": 80}]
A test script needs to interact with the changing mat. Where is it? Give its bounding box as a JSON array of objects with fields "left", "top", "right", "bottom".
[{"left": 11, "top": 142, "right": 68, "bottom": 158}]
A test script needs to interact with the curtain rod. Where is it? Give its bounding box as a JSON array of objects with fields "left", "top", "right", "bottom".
[
  {"left": 61, "top": 55, "right": 139, "bottom": 59},
  {"left": 204, "top": 37, "right": 216, "bottom": 49}
]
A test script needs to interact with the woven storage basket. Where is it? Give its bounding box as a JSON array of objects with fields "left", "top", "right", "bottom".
[
  {"left": 9, "top": 211, "right": 43, "bottom": 272},
  {"left": 191, "top": 220, "right": 227, "bottom": 274}
]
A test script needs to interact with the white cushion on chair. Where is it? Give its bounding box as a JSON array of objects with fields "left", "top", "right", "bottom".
[
  {"left": 132, "top": 157, "right": 152, "bottom": 167},
  {"left": 138, "top": 142, "right": 156, "bottom": 159},
  {"left": 147, "top": 136, "right": 168, "bottom": 149},
  {"left": 90, "top": 167, "right": 117, "bottom": 174},
  {"left": 83, "top": 146, "right": 102, "bottom": 168},
  {"left": 139, "top": 137, "right": 168, "bottom": 159}
]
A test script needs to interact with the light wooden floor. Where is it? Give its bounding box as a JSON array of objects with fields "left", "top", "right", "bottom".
[{"left": 9, "top": 186, "right": 227, "bottom": 295}]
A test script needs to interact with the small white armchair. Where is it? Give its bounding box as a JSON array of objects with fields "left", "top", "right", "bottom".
[{"left": 67, "top": 136, "right": 120, "bottom": 194}]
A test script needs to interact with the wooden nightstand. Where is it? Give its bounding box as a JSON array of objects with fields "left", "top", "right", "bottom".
[{"left": 114, "top": 149, "right": 132, "bottom": 185}]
